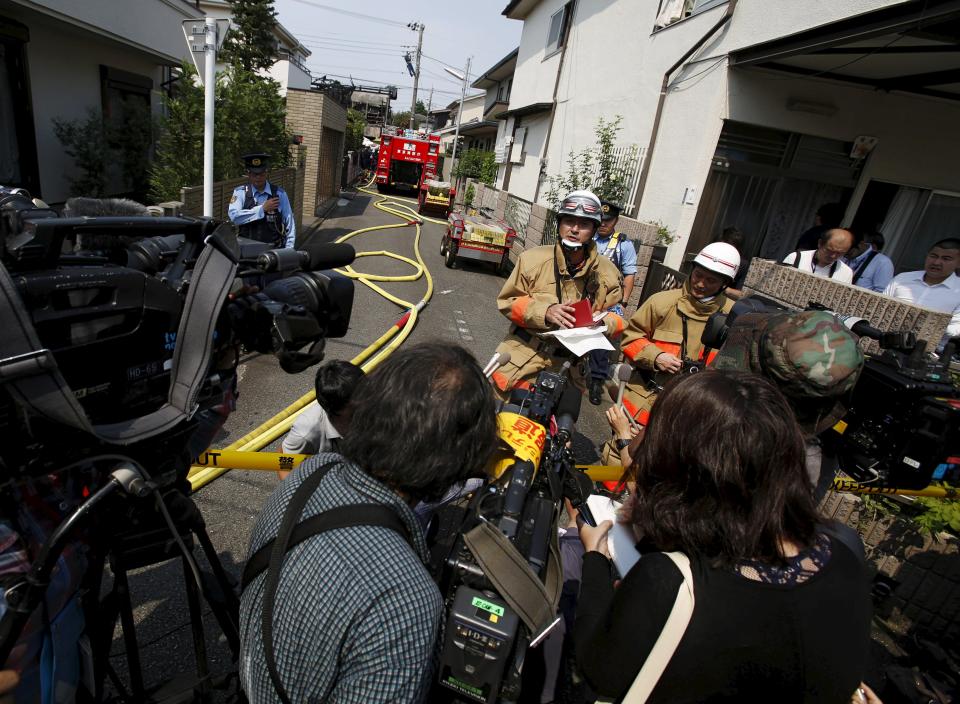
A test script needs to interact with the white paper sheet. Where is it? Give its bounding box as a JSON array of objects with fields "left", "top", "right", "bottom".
[
  {"left": 541, "top": 324, "right": 614, "bottom": 356},
  {"left": 585, "top": 495, "right": 641, "bottom": 577}
]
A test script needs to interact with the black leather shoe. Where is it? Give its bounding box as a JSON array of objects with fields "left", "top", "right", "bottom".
[{"left": 589, "top": 380, "right": 603, "bottom": 406}]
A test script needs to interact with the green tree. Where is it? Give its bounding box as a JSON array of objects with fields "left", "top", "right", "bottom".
[
  {"left": 220, "top": 0, "right": 279, "bottom": 72},
  {"left": 52, "top": 109, "right": 110, "bottom": 197},
  {"left": 345, "top": 108, "right": 365, "bottom": 153},
  {"left": 149, "top": 63, "right": 291, "bottom": 202},
  {"left": 414, "top": 99, "right": 427, "bottom": 115},
  {"left": 543, "top": 115, "right": 638, "bottom": 208},
  {"left": 392, "top": 110, "right": 412, "bottom": 129},
  {"left": 453, "top": 149, "right": 496, "bottom": 185}
]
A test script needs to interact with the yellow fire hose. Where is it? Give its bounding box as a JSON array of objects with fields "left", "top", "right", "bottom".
[
  {"left": 192, "top": 450, "right": 959, "bottom": 499},
  {"left": 187, "top": 176, "right": 448, "bottom": 491}
]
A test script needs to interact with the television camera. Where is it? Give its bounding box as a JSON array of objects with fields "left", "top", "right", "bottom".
[
  {"left": 433, "top": 370, "right": 597, "bottom": 704},
  {"left": 703, "top": 296, "right": 959, "bottom": 491},
  {"left": 0, "top": 186, "right": 354, "bottom": 698}
]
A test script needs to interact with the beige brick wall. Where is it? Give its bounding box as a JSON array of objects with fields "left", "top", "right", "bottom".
[{"left": 285, "top": 89, "right": 347, "bottom": 217}]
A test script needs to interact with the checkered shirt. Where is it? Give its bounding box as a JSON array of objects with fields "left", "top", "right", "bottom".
[{"left": 239, "top": 454, "right": 443, "bottom": 703}]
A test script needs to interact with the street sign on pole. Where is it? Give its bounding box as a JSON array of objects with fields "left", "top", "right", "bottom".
[
  {"left": 182, "top": 18, "right": 229, "bottom": 216},
  {"left": 182, "top": 18, "right": 229, "bottom": 86}
]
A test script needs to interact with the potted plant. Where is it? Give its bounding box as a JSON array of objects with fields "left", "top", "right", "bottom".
[{"left": 650, "top": 220, "right": 675, "bottom": 263}]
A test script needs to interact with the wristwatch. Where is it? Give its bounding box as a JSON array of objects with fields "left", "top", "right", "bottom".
[{"left": 615, "top": 438, "right": 631, "bottom": 450}]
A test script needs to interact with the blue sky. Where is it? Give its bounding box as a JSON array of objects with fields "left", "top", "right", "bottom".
[{"left": 273, "top": 0, "right": 522, "bottom": 113}]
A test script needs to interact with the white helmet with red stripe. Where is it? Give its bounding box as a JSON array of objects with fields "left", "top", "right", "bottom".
[
  {"left": 693, "top": 242, "right": 740, "bottom": 282},
  {"left": 557, "top": 190, "right": 602, "bottom": 226}
]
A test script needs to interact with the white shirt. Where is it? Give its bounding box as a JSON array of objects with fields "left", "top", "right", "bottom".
[
  {"left": 884, "top": 271, "right": 960, "bottom": 351},
  {"left": 281, "top": 403, "right": 341, "bottom": 455},
  {"left": 782, "top": 250, "right": 854, "bottom": 284}
]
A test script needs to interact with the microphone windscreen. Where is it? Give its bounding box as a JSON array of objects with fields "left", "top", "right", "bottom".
[
  {"left": 616, "top": 363, "right": 632, "bottom": 382},
  {"left": 556, "top": 385, "right": 582, "bottom": 424},
  {"left": 498, "top": 351, "right": 511, "bottom": 366},
  {"left": 304, "top": 242, "right": 356, "bottom": 269}
]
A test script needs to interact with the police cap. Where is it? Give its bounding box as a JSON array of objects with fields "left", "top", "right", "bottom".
[
  {"left": 600, "top": 201, "right": 621, "bottom": 220},
  {"left": 242, "top": 153, "right": 270, "bottom": 173}
]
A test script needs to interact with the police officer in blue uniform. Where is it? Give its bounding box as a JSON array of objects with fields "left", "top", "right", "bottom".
[{"left": 228, "top": 153, "right": 296, "bottom": 248}]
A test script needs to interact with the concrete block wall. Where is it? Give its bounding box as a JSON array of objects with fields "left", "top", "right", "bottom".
[
  {"left": 744, "top": 259, "right": 954, "bottom": 350},
  {"left": 819, "top": 492, "right": 960, "bottom": 642}
]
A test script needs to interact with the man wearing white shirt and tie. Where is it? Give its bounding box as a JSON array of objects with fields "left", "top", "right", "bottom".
[
  {"left": 884, "top": 238, "right": 960, "bottom": 353},
  {"left": 782, "top": 228, "right": 855, "bottom": 284}
]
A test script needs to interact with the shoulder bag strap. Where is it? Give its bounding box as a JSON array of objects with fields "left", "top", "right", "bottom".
[
  {"left": 614, "top": 552, "right": 696, "bottom": 704},
  {"left": 792, "top": 250, "right": 803, "bottom": 270},
  {"left": 260, "top": 459, "right": 338, "bottom": 704},
  {"left": 852, "top": 250, "right": 879, "bottom": 284}
]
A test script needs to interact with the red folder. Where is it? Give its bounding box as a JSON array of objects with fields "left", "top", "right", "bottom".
[{"left": 570, "top": 299, "right": 594, "bottom": 328}]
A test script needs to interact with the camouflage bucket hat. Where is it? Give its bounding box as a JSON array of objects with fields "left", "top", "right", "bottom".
[
  {"left": 713, "top": 309, "right": 864, "bottom": 434},
  {"left": 714, "top": 310, "right": 864, "bottom": 399}
]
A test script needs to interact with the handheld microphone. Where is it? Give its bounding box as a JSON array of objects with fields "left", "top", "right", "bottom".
[
  {"left": 609, "top": 362, "right": 632, "bottom": 407},
  {"left": 483, "top": 351, "right": 512, "bottom": 379}
]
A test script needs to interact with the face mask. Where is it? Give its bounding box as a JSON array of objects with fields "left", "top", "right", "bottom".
[{"left": 560, "top": 240, "right": 584, "bottom": 250}]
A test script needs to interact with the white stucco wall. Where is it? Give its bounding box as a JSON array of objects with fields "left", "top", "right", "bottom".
[
  {"left": 503, "top": 0, "right": 925, "bottom": 257},
  {"left": 14, "top": 11, "right": 171, "bottom": 202},
  {"left": 506, "top": 113, "right": 551, "bottom": 201},
  {"left": 641, "top": 65, "right": 960, "bottom": 268},
  {"left": 12, "top": 0, "right": 198, "bottom": 62}
]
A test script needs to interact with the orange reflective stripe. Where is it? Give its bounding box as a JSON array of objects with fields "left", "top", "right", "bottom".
[
  {"left": 607, "top": 312, "right": 625, "bottom": 337},
  {"left": 622, "top": 337, "right": 653, "bottom": 360},
  {"left": 510, "top": 297, "right": 533, "bottom": 327},
  {"left": 491, "top": 371, "right": 532, "bottom": 394},
  {"left": 704, "top": 348, "right": 719, "bottom": 365},
  {"left": 623, "top": 337, "right": 682, "bottom": 361},
  {"left": 621, "top": 398, "right": 650, "bottom": 427}
]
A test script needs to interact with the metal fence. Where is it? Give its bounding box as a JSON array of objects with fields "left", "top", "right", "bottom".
[
  {"left": 637, "top": 260, "right": 686, "bottom": 305},
  {"left": 610, "top": 144, "right": 645, "bottom": 217}
]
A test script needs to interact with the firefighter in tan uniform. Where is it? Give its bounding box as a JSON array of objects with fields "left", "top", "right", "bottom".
[
  {"left": 620, "top": 242, "right": 741, "bottom": 425},
  {"left": 492, "top": 190, "right": 625, "bottom": 398}
]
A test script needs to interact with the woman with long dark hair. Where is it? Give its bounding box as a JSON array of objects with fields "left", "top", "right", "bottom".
[{"left": 574, "top": 371, "right": 872, "bottom": 702}]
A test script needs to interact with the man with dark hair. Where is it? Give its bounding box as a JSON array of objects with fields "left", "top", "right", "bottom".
[
  {"left": 884, "top": 238, "right": 960, "bottom": 351},
  {"left": 795, "top": 202, "right": 844, "bottom": 251},
  {"left": 716, "top": 226, "right": 748, "bottom": 299},
  {"left": 782, "top": 228, "right": 855, "bottom": 283},
  {"left": 278, "top": 360, "right": 364, "bottom": 479},
  {"left": 845, "top": 231, "right": 894, "bottom": 292},
  {"left": 239, "top": 343, "right": 497, "bottom": 703}
]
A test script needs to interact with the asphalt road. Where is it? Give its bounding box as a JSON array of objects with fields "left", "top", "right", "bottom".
[{"left": 111, "top": 190, "right": 612, "bottom": 699}]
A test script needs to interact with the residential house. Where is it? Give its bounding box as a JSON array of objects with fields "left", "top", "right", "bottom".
[
  {"left": 0, "top": 0, "right": 199, "bottom": 202},
  {"left": 197, "top": 0, "right": 311, "bottom": 95},
  {"left": 471, "top": 48, "right": 518, "bottom": 187},
  {"left": 501, "top": 0, "right": 960, "bottom": 271},
  {"left": 436, "top": 94, "right": 497, "bottom": 154}
]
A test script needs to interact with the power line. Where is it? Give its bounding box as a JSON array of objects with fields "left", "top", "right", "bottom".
[
  {"left": 420, "top": 52, "right": 473, "bottom": 80},
  {"left": 297, "top": 34, "right": 412, "bottom": 48},
  {"left": 307, "top": 69, "right": 466, "bottom": 96},
  {"left": 301, "top": 44, "right": 408, "bottom": 58},
  {"left": 284, "top": 0, "right": 406, "bottom": 27}
]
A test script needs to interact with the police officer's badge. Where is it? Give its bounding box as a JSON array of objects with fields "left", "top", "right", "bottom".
[{"left": 601, "top": 204, "right": 610, "bottom": 214}]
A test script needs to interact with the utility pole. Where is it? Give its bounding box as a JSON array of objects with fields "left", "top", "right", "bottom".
[
  {"left": 408, "top": 22, "right": 424, "bottom": 121},
  {"left": 445, "top": 56, "right": 471, "bottom": 186},
  {"left": 427, "top": 87, "right": 433, "bottom": 125}
]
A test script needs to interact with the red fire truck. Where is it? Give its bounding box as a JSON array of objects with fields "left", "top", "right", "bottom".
[{"left": 375, "top": 127, "right": 454, "bottom": 217}]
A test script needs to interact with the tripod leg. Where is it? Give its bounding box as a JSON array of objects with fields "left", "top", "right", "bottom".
[
  {"left": 192, "top": 523, "right": 240, "bottom": 658},
  {"left": 182, "top": 553, "right": 211, "bottom": 697},
  {"left": 109, "top": 553, "right": 145, "bottom": 700}
]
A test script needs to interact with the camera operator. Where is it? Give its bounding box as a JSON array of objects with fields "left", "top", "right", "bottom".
[
  {"left": 277, "top": 360, "right": 364, "bottom": 479},
  {"left": 618, "top": 242, "right": 740, "bottom": 425},
  {"left": 712, "top": 309, "right": 864, "bottom": 498},
  {"left": 239, "top": 343, "right": 497, "bottom": 703}
]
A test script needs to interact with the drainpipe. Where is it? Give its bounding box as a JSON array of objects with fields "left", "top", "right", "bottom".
[
  {"left": 631, "top": 0, "right": 739, "bottom": 215},
  {"left": 532, "top": 0, "right": 576, "bottom": 204}
]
